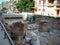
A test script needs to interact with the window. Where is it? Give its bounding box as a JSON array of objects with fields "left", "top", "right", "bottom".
[
  {"left": 39, "top": 9, "right": 41, "bottom": 11},
  {"left": 43, "top": 0, "right": 46, "bottom": 4},
  {"left": 43, "top": 9, "right": 45, "bottom": 12},
  {"left": 56, "top": 10, "right": 59, "bottom": 15},
  {"left": 39, "top": 0, "right": 46, "bottom": 4},
  {"left": 48, "top": 0, "right": 54, "bottom": 3}
]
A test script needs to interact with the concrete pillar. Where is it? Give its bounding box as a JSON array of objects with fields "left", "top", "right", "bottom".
[{"left": 22, "top": 13, "right": 27, "bottom": 20}]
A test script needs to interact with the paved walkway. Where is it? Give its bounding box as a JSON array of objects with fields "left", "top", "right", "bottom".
[{"left": 0, "top": 26, "right": 10, "bottom": 45}]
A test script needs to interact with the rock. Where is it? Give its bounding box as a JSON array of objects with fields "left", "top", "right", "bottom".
[{"left": 49, "top": 36, "right": 60, "bottom": 45}]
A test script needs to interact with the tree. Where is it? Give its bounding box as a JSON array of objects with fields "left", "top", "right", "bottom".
[
  {"left": 1, "top": 7, "right": 7, "bottom": 11},
  {"left": 16, "top": 0, "right": 34, "bottom": 12}
]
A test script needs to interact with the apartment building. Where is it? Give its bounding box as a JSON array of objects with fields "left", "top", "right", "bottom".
[
  {"left": 10, "top": 0, "right": 19, "bottom": 11},
  {"left": 34, "top": 0, "right": 60, "bottom": 17},
  {"left": 2, "top": 1, "right": 10, "bottom": 10}
]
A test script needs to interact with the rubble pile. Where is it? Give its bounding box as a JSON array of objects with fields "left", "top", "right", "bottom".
[
  {"left": 5, "top": 17, "right": 60, "bottom": 45},
  {"left": 25, "top": 29, "right": 60, "bottom": 45},
  {"left": 27, "top": 21, "right": 60, "bottom": 45},
  {"left": 39, "top": 32, "right": 60, "bottom": 45},
  {"left": 28, "top": 23, "right": 39, "bottom": 30},
  {"left": 38, "top": 29, "right": 60, "bottom": 45}
]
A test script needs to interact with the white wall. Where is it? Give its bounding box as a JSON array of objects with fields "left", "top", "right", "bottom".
[{"left": 34, "top": 0, "right": 58, "bottom": 17}]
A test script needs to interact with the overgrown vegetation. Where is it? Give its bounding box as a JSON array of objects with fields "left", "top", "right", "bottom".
[
  {"left": 1, "top": 7, "right": 7, "bottom": 11},
  {"left": 16, "top": 0, "right": 34, "bottom": 12}
]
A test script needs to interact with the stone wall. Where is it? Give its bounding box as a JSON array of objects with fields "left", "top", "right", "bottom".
[{"left": 35, "top": 16, "right": 60, "bottom": 32}]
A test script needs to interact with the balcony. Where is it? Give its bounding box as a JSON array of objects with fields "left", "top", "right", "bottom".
[
  {"left": 47, "top": 3, "right": 59, "bottom": 7},
  {"left": 47, "top": 1, "right": 59, "bottom": 7}
]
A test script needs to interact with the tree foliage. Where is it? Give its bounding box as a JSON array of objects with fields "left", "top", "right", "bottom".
[
  {"left": 1, "top": 7, "right": 7, "bottom": 11},
  {"left": 16, "top": 0, "right": 34, "bottom": 12}
]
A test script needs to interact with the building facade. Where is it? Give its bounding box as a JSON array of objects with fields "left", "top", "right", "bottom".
[
  {"left": 10, "top": 0, "right": 19, "bottom": 11},
  {"left": 34, "top": 0, "right": 60, "bottom": 17},
  {"left": 2, "top": 1, "right": 10, "bottom": 10},
  {"left": 0, "top": 4, "right": 2, "bottom": 10}
]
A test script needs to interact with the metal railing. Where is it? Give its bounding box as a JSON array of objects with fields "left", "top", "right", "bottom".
[{"left": 0, "top": 21, "right": 15, "bottom": 45}]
